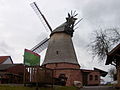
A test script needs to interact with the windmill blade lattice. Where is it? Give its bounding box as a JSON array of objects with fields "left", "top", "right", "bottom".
[
  {"left": 31, "top": 38, "right": 49, "bottom": 53},
  {"left": 74, "top": 18, "right": 83, "bottom": 26},
  {"left": 30, "top": 2, "right": 52, "bottom": 32}
]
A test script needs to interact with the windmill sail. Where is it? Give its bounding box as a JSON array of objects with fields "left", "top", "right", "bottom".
[
  {"left": 31, "top": 38, "right": 49, "bottom": 53},
  {"left": 30, "top": 2, "right": 52, "bottom": 32}
]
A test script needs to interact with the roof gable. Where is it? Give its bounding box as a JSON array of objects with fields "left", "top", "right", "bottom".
[{"left": 0, "top": 56, "right": 13, "bottom": 64}]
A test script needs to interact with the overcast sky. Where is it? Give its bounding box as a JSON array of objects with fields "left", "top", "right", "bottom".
[{"left": 0, "top": 0, "right": 120, "bottom": 81}]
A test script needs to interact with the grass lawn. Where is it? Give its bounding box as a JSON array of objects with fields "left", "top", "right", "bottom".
[{"left": 0, "top": 85, "right": 77, "bottom": 90}]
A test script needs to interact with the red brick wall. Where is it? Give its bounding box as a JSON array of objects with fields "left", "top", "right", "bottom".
[
  {"left": 44, "top": 63, "right": 82, "bottom": 86},
  {"left": 44, "top": 63, "right": 101, "bottom": 86},
  {"left": 45, "top": 63, "right": 80, "bottom": 69},
  {"left": 6, "top": 64, "right": 24, "bottom": 75},
  {"left": 54, "top": 69, "right": 82, "bottom": 86},
  {"left": 87, "top": 71, "right": 100, "bottom": 85},
  {"left": 1, "top": 64, "right": 25, "bottom": 84}
]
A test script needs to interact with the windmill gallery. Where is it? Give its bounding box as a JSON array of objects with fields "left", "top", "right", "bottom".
[{"left": 0, "top": 2, "right": 107, "bottom": 87}]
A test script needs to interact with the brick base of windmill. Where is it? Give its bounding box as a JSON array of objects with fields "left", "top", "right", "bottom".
[{"left": 43, "top": 63, "right": 82, "bottom": 86}]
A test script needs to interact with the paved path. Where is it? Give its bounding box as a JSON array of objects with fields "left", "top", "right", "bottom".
[{"left": 80, "top": 86, "right": 120, "bottom": 90}]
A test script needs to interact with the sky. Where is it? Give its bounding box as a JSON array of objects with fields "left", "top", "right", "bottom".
[{"left": 0, "top": 0, "right": 120, "bottom": 81}]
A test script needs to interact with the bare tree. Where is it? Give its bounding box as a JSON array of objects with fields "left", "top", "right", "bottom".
[{"left": 88, "top": 28, "right": 120, "bottom": 63}]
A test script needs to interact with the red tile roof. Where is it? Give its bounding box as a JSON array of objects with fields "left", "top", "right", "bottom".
[{"left": 0, "top": 56, "right": 10, "bottom": 64}]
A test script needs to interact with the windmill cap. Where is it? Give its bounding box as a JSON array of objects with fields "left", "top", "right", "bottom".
[{"left": 50, "top": 22, "right": 74, "bottom": 37}]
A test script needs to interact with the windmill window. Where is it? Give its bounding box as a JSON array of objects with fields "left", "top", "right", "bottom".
[
  {"left": 56, "top": 51, "right": 59, "bottom": 54},
  {"left": 55, "top": 63, "right": 58, "bottom": 67}
]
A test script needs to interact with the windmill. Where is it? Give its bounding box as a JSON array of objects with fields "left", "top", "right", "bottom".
[
  {"left": 30, "top": 2, "right": 83, "bottom": 86},
  {"left": 30, "top": 2, "right": 82, "bottom": 54},
  {"left": 30, "top": 2, "right": 82, "bottom": 64}
]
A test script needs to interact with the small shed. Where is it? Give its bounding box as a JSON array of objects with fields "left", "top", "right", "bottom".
[{"left": 81, "top": 68, "right": 107, "bottom": 86}]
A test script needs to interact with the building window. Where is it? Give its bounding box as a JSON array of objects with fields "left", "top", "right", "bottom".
[
  {"left": 56, "top": 51, "right": 59, "bottom": 54},
  {"left": 55, "top": 63, "right": 58, "bottom": 67},
  {"left": 89, "top": 75, "right": 93, "bottom": 81},
  {"left": 95, "top": 75, "right": 98, "bottom": 81}
]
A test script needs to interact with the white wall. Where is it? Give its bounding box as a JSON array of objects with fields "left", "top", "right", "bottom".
[{"left": 2, "top": 57, "right": 13, "bottom": 64}]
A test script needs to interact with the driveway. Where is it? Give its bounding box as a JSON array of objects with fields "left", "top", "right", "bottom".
[{"left": 80, "top": 86, "right": 119, "bottom": 90}]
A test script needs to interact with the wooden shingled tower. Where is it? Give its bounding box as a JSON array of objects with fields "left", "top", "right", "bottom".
[
  {"left": 43, "top": 14, "right": 79, "bottom": 67},
  {"left": 30, "top": 2, "right": 82, "bottom": 86}
]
